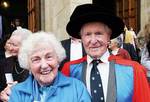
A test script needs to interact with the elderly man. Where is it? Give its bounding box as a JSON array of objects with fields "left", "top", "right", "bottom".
[{"left": 61, "top": 4, "right": 150, "bottom": 102}]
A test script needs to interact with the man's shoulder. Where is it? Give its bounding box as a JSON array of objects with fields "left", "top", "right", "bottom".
[
  {"left": 61, "top": 56, "right": 87, "bottom": 76},
  {"left": 109, "top": 55, "right": 137, "bottom": 65},
  {"left": 65, "top": 56, "right": 87, "bottom": 65},
  {"left": 109, "top": 55, "right": 145, "bottom": 71}
]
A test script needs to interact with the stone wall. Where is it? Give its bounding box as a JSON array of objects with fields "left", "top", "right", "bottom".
[
  {"left": 41, "top": 0, "right": 92, "bottom": 40},
  {"left": 140, "top": 0, "right": 150, "bottom": 29},
  {"left": 41, "top": 0, "right": 150, "bottom": 38}
]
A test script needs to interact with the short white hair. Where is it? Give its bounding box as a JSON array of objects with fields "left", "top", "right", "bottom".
[
  {"left": 11, "top": 27, "right": 32, "bottom": 41},
  {"left": 18, "top": 31, "right": 66, "bottom": 69}
]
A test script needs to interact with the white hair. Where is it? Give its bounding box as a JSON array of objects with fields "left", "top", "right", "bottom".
[
  {"left": 18, "top": 31, "right": 66, "bottom": 69},
  {"left": 11, "top": 27, "right": 32, "bottom": 41},
  {"left": 112, "top": 37, "right": 122, "bottom": 48}
]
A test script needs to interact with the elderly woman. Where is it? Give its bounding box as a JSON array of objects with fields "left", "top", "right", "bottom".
[
  {"left": 0, "top": 27, "right": 32, "bottom": 101},
  {"left": 108, "top": 37, "right": 131, "bottom": 60},
  {"left": 8, "top": 32, "right": 91, "bottom": 102},
  {"left": 137, "top": 22, "right": 150, "bottom": 80}
]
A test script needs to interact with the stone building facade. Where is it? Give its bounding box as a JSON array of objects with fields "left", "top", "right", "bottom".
[
  {"left": 141, "top": 0, "right": 150, "bottom": 28},
  {"left": 40, "top": 0, "right": 150, "bottom": 40}
]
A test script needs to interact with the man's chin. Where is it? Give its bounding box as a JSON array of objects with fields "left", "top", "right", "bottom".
[
  {"left": 89, "top": 53, "right": 103, "bottom": 58},
  {"left": 90, "top": 55, "right": 99, "bottom": 59}
]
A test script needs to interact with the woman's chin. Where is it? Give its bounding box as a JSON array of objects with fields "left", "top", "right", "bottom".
[{"left": 39, "top": 73, "right": 55, "bottom": 86}]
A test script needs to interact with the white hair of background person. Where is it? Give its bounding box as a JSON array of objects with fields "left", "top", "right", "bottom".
[
  {"left": 18, "top": 31, "right": 66, "bottom": 69},
  {"left": 11, "top": 27, "right": 32, "bottom": 41},
  {"left": 4, "top": 27, "right": 32, "bottom": 84},
  {"left": 111, "top": 37, "right": 122, "bottom": 48}
]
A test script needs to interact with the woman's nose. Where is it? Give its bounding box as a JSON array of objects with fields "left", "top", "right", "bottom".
[{"left": 41, "top": 59, "right": 49, "bottom": 69}]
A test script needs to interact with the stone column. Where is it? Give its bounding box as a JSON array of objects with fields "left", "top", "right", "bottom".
[
  {"left": 141, "top": 0, "right": 150, "bottom": 28},
  {"left": 41, "top": 0, "right": 92, "bottom": 40}
]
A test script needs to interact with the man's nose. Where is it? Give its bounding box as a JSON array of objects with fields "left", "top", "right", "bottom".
[
  {"left": 90, "top": 35, "right": 97, "bottom": 44},
  {"left": 9, "top": 45, "right": 14, "bottom": 51}
]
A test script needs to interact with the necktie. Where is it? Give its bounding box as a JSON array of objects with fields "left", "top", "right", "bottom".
[{"left": 90, "top": 60, "right": 105, "bottom": 102}]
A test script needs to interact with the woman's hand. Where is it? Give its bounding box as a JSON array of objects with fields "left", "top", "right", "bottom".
[{"left": 0, "top": 81, "right": 17, "bottom": 102}]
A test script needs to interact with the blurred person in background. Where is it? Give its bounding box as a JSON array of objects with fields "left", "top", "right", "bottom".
[
  {"left": 60, "top": 36, "right": 86, "bottom": 70},
  {"left": 118, "top": 30, "right": 139, "bottom": 62},
  {"left": 124, "top": 26, "right": 137, "bottom": 50},
  {"left": 10, "top": 18, "right": 23, "bottom": 33},
  {"left": 0, "top": 27, "right": 32, "bottom": 102},
  {"left": 109, "top": 37, "right": 131, "bottom": 60},
  {"left": 137, "top": 22, "right": 150, "bottom": 81}
]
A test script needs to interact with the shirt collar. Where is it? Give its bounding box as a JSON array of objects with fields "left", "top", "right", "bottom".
[
  {"left": 111, "top": 48, "right": 119, "bottom": 55},
  {"left": 87, "top": 49, "right": 110, "bottom": 64},
  {"left": 17, "top": 72, "right": 71, "bottom": 94}
]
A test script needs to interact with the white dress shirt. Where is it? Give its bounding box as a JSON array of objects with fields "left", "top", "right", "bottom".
[
  {"left": 70, "top": 39, "right": 83, "bottom": 61},
  {"left": 86, "top": 50, "right": 110, "bottom": 101}
]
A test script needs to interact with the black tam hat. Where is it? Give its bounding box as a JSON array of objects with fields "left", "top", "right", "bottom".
[{"left": 66, "top": 4, "right": 124, "bottom": 39}]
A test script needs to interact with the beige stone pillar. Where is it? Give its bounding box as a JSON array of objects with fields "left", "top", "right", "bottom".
[
  {"left": 41, "top": 0, "right": 92, "bottom": 40},
  {"left": 141, "top": 0, "right": 150, "bottom": 28}
]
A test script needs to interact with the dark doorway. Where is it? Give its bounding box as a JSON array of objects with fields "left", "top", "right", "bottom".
[
  {"left": 0, "top": 0, "right": 28, "bottom": 34},
  {"left": 116, "top": 0, "right": 140, "bottom": 33}
]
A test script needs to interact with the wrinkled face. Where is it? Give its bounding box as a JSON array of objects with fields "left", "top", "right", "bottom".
[
  {"left": 80, "top": 22, "right": 111, "bottom": 58},
  {"left": 5, "top": 36, "right": 21, "bottom": 56},
  {"left": 29, "top": 43, "right": 59, "bottom": 86},
  {"left": 108, "top": 39, "right": 117, "bottom": 50}
]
